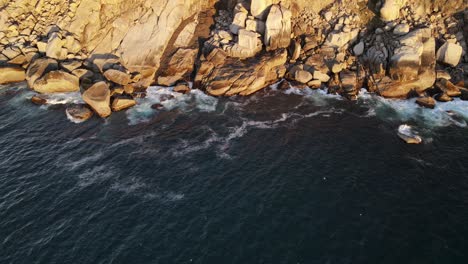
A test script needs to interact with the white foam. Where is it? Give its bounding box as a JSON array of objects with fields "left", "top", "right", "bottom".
[
  {"left": 359, "top": 90, "right": 468, "bottom": 128},
  {"left": 43, "top": 92, "right": 84, "bottom": 105},
  {"left": 126, "top": 86, "right": 218, "bottom": 125}
]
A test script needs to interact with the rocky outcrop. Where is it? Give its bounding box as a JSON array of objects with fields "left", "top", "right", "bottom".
[
  {"left": 196, "top": 49, "right": 287, "bottom": 96},
  {"left": 111, "top": 98, "right": 136, "bottom": 112}
]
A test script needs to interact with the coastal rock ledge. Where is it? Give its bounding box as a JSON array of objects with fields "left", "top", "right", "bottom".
[{"left": 0, "top": 0, "right": 466, "bottom": 120}]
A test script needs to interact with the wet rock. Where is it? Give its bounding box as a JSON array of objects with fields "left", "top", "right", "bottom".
[
  {"left": 82, "top": 81, "right": 111, "bottom": 118},
  {"left": 435, "top": 93, "right": 453, "bottom": 102},
  {"left": 151, "top": 103, "right": 164, "bottom": 110},
  {"left": 31, "top": 95, "right": 47, "bottom": 105},
  {"left": 0, "top": 66, "right": 26, "bottom": 85},
  {"left": 111, "top": 97, "right": 136, "bottom": 112},
  {"left": 398, "top": 124, "right": 422, "bottom": 144},
  {"left": 264, "top": 5, "right": 292, "bottom": 51},
  {"left": 103, "top": 69, "right": 131, "bottom": 86},
  {"left": 66, "top": 104, "right": 93, "bottom": 123},
  {"left": 416, "top": 96, "right": 436, "bottom": 109},
  {"left": 436, "top": 42, "right": 462, "bottom": 67},
  {"left": 435, "top": 79, "right": 461, "bottom": 97},
  {"left": 173, "top": 82, "right": 191, "bottom": 94},
  {"left": 33, "top": 71, "right": 79, "bottom": 93}
]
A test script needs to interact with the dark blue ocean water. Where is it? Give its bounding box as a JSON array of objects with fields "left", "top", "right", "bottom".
[{"left": 1, "top": 84, "right": 468, "bottom": 264}]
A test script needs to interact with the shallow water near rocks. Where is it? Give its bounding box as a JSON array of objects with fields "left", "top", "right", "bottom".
[{"left": 1, "top": 84, "right": 468, "bottom": 263}]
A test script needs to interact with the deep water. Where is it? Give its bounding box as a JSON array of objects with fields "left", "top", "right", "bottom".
[{"left": 1, "top": 83, "right": 468, "bottom": 264}]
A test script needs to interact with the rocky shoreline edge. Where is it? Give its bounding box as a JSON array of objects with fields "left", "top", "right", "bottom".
[{"left": 0, "top": 0, "right": 467, "bottom": 124}]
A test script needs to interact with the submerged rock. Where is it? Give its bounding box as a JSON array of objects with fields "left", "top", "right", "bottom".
[
  {"left": 31, "top": 95, "right": 47, "bottom": 105},
  {"left": 65, "top": 104, "right": 94, "bottom": 123},
  {"left": 415, "top": 96, "right": 436, "bottom": 109},
  {"left": 397, "top": 124, "right": 422, "bottom": 144}
]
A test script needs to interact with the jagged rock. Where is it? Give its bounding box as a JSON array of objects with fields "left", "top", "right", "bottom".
[
  {"left": 2, "top": 46, "right": 22, "bottom": 60},
  {"left": 111, "top": 97, "right": 136, "bottom": 112},
  {"left": 0, "top": 66, "right": 26, "bottom": 85},
  {"left": 26, "top": 58, "right": 59, "bottom": 88},
  {"left": 82, "top": 81, "right": 111, "bottom": 118},
  {"left": 436, "top": 42, "right": 462, "bottom": 67},
  {"left": 416, "top": 97, "right": 436, "bottom": 109},
  {"left": 251, "top": 0, "right": 272, "bottom": 20},
  {"left": 104, "top": 69, "right": 131, "bottom": 85},
  {"left": 197, "top": 50, "right": 287, "bottom": 96},
  {"left": 435, "top": 79, "right": 461, "bottom": 97},
  {"left": 290, "top": 40, "right": 301, "bottom": 62},
  {"left": 295, "top": 70, "right": 313, "bottom": 84},
  {"left": 435, "top": 93, "right": 453, "bottom": 102},
  {"left": 157, "top": 48, "right": 198, "bottom": 86},
  {"left": 33, "top": 71, "right": 79, "bottom": 93},
  {"left": 230, "top": 11, "right": 247, "bottom": 35},
  {"left": 380, "top": 0, "right": 407, "bottom": 21},
  {"left": 66, "top": 104, "right": 94, "bottom": 123},
  {"left": 264, "top": 5, "right": 292, "bottom": 51},
  {"left": 435, "top": 70, "right": 451, "bottom": 80}
]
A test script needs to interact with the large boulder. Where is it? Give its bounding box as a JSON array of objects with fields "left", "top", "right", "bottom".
[
  {"left": 26, "top": 58, "right": 59, "bottom": 88},
  {"left": 229, "top": 11, "right": 247, "bottom": 35},
  {"left": 46, "top": 33, "right": 66, "bottom": 60},
  {"left": 103, "top": 69, "right": 131, "bottom": 85},
  {"left": 0, "top": 66, "right": 26, "bottom": 85},
  {"left": 264, "top": 5, "right": 292, "bottom": 51},
  {"left": 33, "top": 71, "right": 80, "bottom": 93},
  {"left": 436, "top": 42, "right": 463, "bottom": 67},
  {"left": 82, "top": 81, "right": 111, "bottom": 118}
]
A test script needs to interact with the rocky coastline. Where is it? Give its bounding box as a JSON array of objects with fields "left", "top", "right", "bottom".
[{"left": 0, "top": 0, "right": 467, "bottom": 122}]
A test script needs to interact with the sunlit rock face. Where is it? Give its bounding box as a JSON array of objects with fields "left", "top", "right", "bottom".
[{"left": 0, "top": 0, "right": 216, "bottom": 79}]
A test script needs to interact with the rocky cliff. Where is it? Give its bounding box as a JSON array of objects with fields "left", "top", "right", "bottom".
[{"left": 0, "top": 0, "right": 467, "bottom": 119}]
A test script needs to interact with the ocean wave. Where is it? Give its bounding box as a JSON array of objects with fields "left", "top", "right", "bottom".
[
  {"left": 126, "top": 86, "right": 218, "bottom": 125},
  {"left": 358, "top": 90, "right": 468, "bottom": 128}
]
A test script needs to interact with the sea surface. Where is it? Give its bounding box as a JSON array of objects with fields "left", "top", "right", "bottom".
[{"left": 1, "top": 83, "right": 468, "bottom": 264}]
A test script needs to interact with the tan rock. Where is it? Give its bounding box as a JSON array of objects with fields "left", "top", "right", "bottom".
[
  {"left": 295, "top": 70, "right": 313, "bottom": 84},
  {"left": 66, "top": 104, "right": 94, "bottom": 123},
  {"left": 46, "top": 33, "right": 63, "bottom": 60},
  {"left": 436, "top": 42, "right": 462, "bottom": 67},
  {"left": 82, "top": 81, "right": 111, "bottom": 118},
  {"left": 103, "top": 69, "right": 131, "bottom": 85},
  {"left": 33, "top": 71, "right": 80, "bottom": 93},
  {"left": 0, "top": 66, "right": 26, "bottom": 85},
  {"left": 251, "top": 0, "right": 273, "bottom": 20},
  {"left": 157, "top": 48, "right": 198, "bottom": 86},
  {"left": 26, "top": 58, "right": 59, "bottom": 88},
  {"left": 111, "top": 98, "right": 136, "bottom": 112},
  {"left": 264, "top": 5, "right": 292, "bottom": 51}
]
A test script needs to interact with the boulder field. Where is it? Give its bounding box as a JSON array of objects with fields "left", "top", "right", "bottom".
[{"left": 0, "top": 0, "right": 467, "bottom": 121}]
